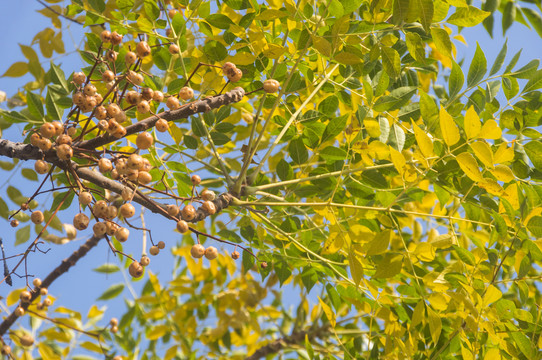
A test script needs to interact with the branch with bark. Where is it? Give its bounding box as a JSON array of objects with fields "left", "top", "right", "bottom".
[
  {"left": 76, "top": 87, "right": 245, "bottom": 150},
  {"left": 0, "top": 235, "right": 103, "bottom": 336}
]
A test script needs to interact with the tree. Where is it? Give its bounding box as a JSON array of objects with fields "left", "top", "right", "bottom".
[{"left": 1, "top": 0, "right": 542, "bottom": 358}]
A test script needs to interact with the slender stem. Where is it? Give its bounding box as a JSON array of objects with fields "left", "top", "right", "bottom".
[{"left": 246, "top": 64, "right": 340, "bottom": 187}]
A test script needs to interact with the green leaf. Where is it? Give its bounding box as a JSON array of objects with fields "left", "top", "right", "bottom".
[
  {"left": 183, "top": 135, "right": 198, "bottom": 149},
  {"left": 522, "top": 7, "right": 542, "bottom": 38},
  {"left": 420, "top": 91, "right": 439, "bottom": 130},
  {"left": 288, "top": 137, "right": 308, "bottom": 165},
  {"left": 373, "top": 86, "right": 417, "bottom": 112},
  {"left": 210, "top": 131, "right": 231, "bottom": 145},
  {"left": 203, "top": 40, "right": 227, "bottom": 62},
  {"left": 489, "top": 39, "right": 507, "bottom": 76},
  {"left": 522, "top": 70, "right": 542, "bottom": 94},
  {"left": 93, "top": 263, "right": 120, "bottom": 274},
  {"left": 510, "top": 332, "right": 533, "bottom": 359},
  {"left": 274, "top": 260, "right": 292, "bottom": 286},
  {"left": 318, "top": 95, "right": 339, "bottom": 117},
  {"left": 1, "top": 62, "right": 28, "bottom": 77},
  {"left": 527, "top": 216, "right": 542, "bottom": 237},
  {"left": 502, "top": 1, "right": 516, "bottom": 35},
  {"left": 48, "top": 62, "right": 69, "bottom": 93},
  {"left": 97, "top": 283, "right": 124, "bottom": 300},
  {"left": 392, "top": 0, "right": 410, "bottom": 24},
  {"left": 143, "top": 0, "right": 160, "bottom": 20},
  {"left": 87, "top": 0, "right": 105, "bottom": 12},
  {"left": 46, "top": 90, "right": 63, "bottom": 121},
  {"left": 321, "top": 115, "right": 348, "bottom": 143},
  {"left": 405, "top": 32, "right": 425, "bottom": 62},
  {"left": 524, "top": 141, "right": 542, "bottom": 170},
  {"left": 276, "top": 159, "right": 293, "bottom": 181},
  {"left": 21, "top": 169, "right": 38, "bottom": 182},
  {"left": 380, "top": 47, "right": 401, "bottom": 80},
  {"left": 328, "top": 0, "right": 344, "bottom": 18},
  {"left": 224, "top": 0, "right": 252, "bottom": 10},
  {"left": 453, "top": 245, "right": 475, "bottom": 266},
  {"left": 206, "top": 14, "right": 234, "bottom": 29},
  {"left": 319, "top": 146, "right": 347, "bottom": 162},
  {"left": 447, "top": 6, "right": 490, "bottom": 27},
  {"left": 505, "top": 49, "right": 522, "bottom": 74},
  {"left": 467, "top": 43, "right": 487, "bottom": 88},
  {"left": 26, "top": 91, "right": 44, "bottom": 120},
  {"left": 502, "top": 76, "right": 519, "bottom": 100},
  {"left": 0, "top": 197, "right": 8, "bottom": 219},
  {"left": 407, "top": 0, "right": 434, "bottom": 32},
  {"left": 449, "top": 60, "right": 464, "bottom": 99},
  {"left": 512, "top": 59, "right": 539, "bottom": 79},
  {"left": 116, "top": 0, "right": 134, "bottom": 14},
  {"left": 431, "top": 28, "right": 452, "bottom": 58},
  {"left": 15, "top": 225, "right": 31, "bottom": 246},
  {"left": 373, "top": 254, "right": 403, "bottom": 278}
]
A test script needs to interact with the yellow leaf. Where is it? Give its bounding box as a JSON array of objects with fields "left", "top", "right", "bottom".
[
  {"left": 456, "top": 152, "right": 483, "bottom": 181},
  {"left": 390, "top": 147, "right": 406, "bottom": 176},
  {"left": 228, "top": 52, "right": 257, "bottom": 65},
  {"left": 311, "top": 35, "right": 332, "bottom": 57},
  {"left": 412, "top": 122, "right": 434, "bottom": 157},
  {"left": 483, "top": 284, "right": 502, "bottom": 306},
  {"left": 490, "top": 164, "right": 515, "bottom": 182},
  {"left": 147, "top": 324, "right": 170, "bottom": 340},
  {"left": 364, "top": 119, "right": 380, "bottom": 138},
  {"left": 263, "top": 44, "right": 285, "bottom": 59},
  {"left": 494, "top": 143, "right": 514, "bottom": 163},
  {"left": 479, "top": 179, "right": 503, "bottom": 195},
  {"left": 502, "top": 183, "right": 520, "bottom": 209},
  {"left": 427, "top": 307, "right": 442, "bottom": 344},
  {"left": 464, "top": 106, "right": 481, "bottom": 139},
  {"left": 414, "top": 242, "right": 435, "bottom": 261},
  {"left": 2, "top": 61, "right": 29, "bottom": 77},
  {"left": 365, "top": 229, "right": 392, "bottom": 255},
  {"left": 461, "top": 345, "right": 475, "bottom": 360},
  {"left": 411, "top": 300, "right": 425, "bottom": 326},
  {"left": 87, "top": 305, "right": 104, "bottom": 319},
  {"left": 318, "top": 296, "right": 336, "bottom": 327},
  {"left": 484, "top": 348, "right": 502, "bottom": 359},
  {"left": 428, "top": 293, "right": 449, "bottom": 311},
  {"left": 38, "top": 342, "right": 61, "bottom": 360},
  {"left": 7, "top": 289, "right": 23, "bottom": 307},
  {"left": 431, "top": 234, "right": 455, "bottom": 248},
  {"left": 373, "top": 254, "right": 403, "bottom": 278},
  {"left": 440, "top": 106, "right": 460, "bottom": 146},
  {"left": 470, "top": 141, "right": 493, "bottom": 168},
  {"left": 480, "top": 119, "right": 502, "bottom": 139}
]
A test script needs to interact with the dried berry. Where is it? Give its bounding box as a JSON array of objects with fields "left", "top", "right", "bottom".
[
  {"left": 176, "top": 220, "right": 189, "bottom": 233},
  {"left": 73, "top": 213, "right": 90, "bottom": 230},
  {"left": 128, "top": 261, "right": 144, "bottom": 278},
  {"left": 204, "top": 246, "right": 218, "bottom": 260},
  {"left": 190, "top": 244, "right": 205, "bottom": 259},
  {"left": 136, "top": 132, "right": 154, "bottom": 150},
  {"left": 263, "top": 79, "right": 280, "bottom": 93},
  {"left": 181, "top": 204, "right": 196, "bottom": 221},
  {"left": 120, "top": 203, "right": 135, "bottom": 218},
  {"left": 30, "top": 210, "right": 44, "bottom": 224}
]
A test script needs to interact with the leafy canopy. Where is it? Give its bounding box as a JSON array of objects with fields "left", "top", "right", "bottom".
[{"left": 1, "top": 0, "right": 542, "bottom": 359}]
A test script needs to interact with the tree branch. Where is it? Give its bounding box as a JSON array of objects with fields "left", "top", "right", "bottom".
[
  {"left": 244, "top": 325, "right": 330, "bottom": 360},
  {"left": 0, "top": 235, "right": 103, "bottom": 336},
  {"left": 76, "top": 87, "right": 246, "bottom": 150}
]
